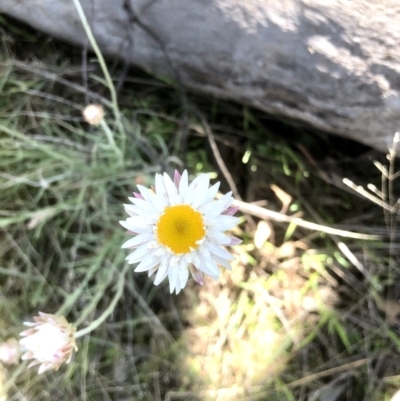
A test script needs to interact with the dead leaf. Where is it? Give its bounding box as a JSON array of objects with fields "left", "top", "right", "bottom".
[
  {"left": 276, "top": 241, "right": 296, "bottom": 259},
  {"left": 270, "top": 184, "right": 292, "bottom": 214},
  {"left": 254, "top": 220, "right": 272, "bottom": 249}
]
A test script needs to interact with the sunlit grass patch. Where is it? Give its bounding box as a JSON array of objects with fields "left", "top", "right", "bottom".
[{"left": 179, "top": 240, "right": 342, "bottom": 398}]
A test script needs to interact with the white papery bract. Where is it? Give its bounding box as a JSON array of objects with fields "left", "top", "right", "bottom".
[
  {"left": 82, "top": 104, "right": 104, "bottom": 125},
  {"left": 120, "top": 170, "right": 241, "bottom": 294},
  {"left": 19, "top": 312, "right": 77, "bottom": 374}
]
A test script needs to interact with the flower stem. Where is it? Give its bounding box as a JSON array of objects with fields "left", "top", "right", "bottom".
[
  {"left": 74, "top": 264, "right": 129, "bottom": 338},
  {"left": 71, "top": 0, "right": 126, "bottom": 153},
  {"left": 100, "top": 119, "right": 123, "bottom": 161}
]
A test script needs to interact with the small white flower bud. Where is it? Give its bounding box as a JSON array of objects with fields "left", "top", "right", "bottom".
[{"left": 83, "top": 104, "right": 104, "bottom": 126}]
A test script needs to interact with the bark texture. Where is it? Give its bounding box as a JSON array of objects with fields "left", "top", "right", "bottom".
[{"left": 1, "top": 0, "right": 400, "bottom": 152}]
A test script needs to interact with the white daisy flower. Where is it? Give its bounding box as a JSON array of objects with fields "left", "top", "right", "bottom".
[{"left": 120, "top": 170, "right": 241, "bottom": 294}]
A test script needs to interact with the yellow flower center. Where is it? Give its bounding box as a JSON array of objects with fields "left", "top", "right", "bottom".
[{"left": 156, "top": 205, "right": 206, "bottom": 254}]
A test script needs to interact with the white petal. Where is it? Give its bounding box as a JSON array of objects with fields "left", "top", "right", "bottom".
[
  {"left": 191, "top": 251, "right": 201, "bottom": 268},
  {"left": 206, "top": 230, "right": 231, "bottom": 245},
  {"left": 127, "top": 215, "right": 152, "bottom": 225},
  {"left": 183, "top": 187, "right": 196, "bottom": 205},
  {"left": 162, "top": 177, "right": 181, "bottom": 205},
  {"left": 223, "top": 206, "right": 239, "bottom": 216},
  {"left": 203, "top": 192, "right": 233, "bottom": 219},
  {"left": 121, "top": 233, "right": 153, "bottom": 249},
  {"left": 222, "top": 197, "right": 233, "bottom": 212},
  {"left": 170, "top": 255, "right": 181, "bottom": 266},
  {"left": 188, "top": 174, "right": 207, "bottom": 192},
  {"left": 178, "top": 258, "right": 189, "bottom": 291},
  {"left": 154, "top": 246, "right": 168, "bottom": 257},
  {"left": 137, "top": 185, "right": 164, "bottom": 212},
  {"left": 127, "top": 198, "right": 153, "bottom": 211},
  {"left": 135, "top": 255, "right": 161, "bottom": 272},
  {"left": 207, "top": 215, "right": 239, "bottom": 231},
  {"left": 154, "top": 255, "right": 171, "bottom": 285},
  {"left": 120, "top": 218, "right": 152, "bottom": 234},
  {"left": 184, "top": 174, "right": 207, "bottom": 204},
  {"left": 136, "top": 185, "right": 153, "bottom": 201},
  {"left": 178, "top": 170, "right": 189, "bottom": 198},
  {"left": 196, "top": 251, "right": 220, "bottom": 278},
  {"left": 184, "top": 252, "right": 193, "bottom": 264},
  {"left": 126, "top": 244, "right": 151, "bottom": 264},
  {"left": 174, "top": 170, "right": 182, "bottom": 187},
  {"left": 168, "top": 265, "right": 179, "bottom": 293},
  {"left": 169, "top": 193, "right": 182, "bottom": 206},
  {"left": 229, "top": 236, "right": 242, "bottom": 245},
  {"left": 124, "top": 205, "right": 159, "bottom": 218},
  {"left": 38, "top": 363, "right": 52, "bottom": 375},
  {"left": 163, "top": 173, "right": 179, "bottom": 197},
  {"left": 124, "top": 208, "right": 138, "bottom": 218},
  {"left": 119, "top": 220, "right": 151, "bottom": 234},
  {"left": 203, "top": 182, "right": 220, "bottom": 204},
  {"left": 189, "top": 265, "right": 204, "bottom": 285},
  {"left": 155, "top": 173, "right": 167, "bottom": 200},
  {"left": 206, "top": 242, "right": 235, "bottom": 261},
  {"left": 191, "top": 175, "right": 210, "bottom": 209},
  {"left": 199, "top": 202, "right": 214, "bottom": 216},
  {"left": 211, "top": 254, "right": 233, "bottom": 270},
  {"left": 148, "top": 266, "right": 158, "bottom": 277},
  {"left": 175, "top": 275, "right": 182, "bottom": 294},
  {"left": 198, "top": 244, "right": 212, "bottom": 261}
]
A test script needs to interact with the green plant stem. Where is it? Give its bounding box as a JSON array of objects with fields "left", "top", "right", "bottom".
[
  {"left": 72, "top": 0, "right": 126, "bottom": 152},
  {"left": 100, "top": 119, "right": 123, "bottom": 161},
  {"left": 74, "top": 264, "right": 129, "bottom": 338}
]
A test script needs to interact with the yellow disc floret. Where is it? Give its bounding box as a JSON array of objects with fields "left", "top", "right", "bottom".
[{"left": 156, "top": 205, "right": 206, "bottom": 254}]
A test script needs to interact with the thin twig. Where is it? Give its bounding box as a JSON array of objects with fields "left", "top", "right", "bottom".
[
  {"left": 343, "top": 178, "right": 394, "bottom": 213},
  {"left": 13, "top": 60, "right": 111, "bottom": 107},
  {"left": 232, "top": 198, "right": 381, "bottom": 240},
  {"left": 197, "top": 112, "right": 242, "bottom": 200},
  {"left": 286, "top": 358, "right": 369, "bottom": 388}
]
